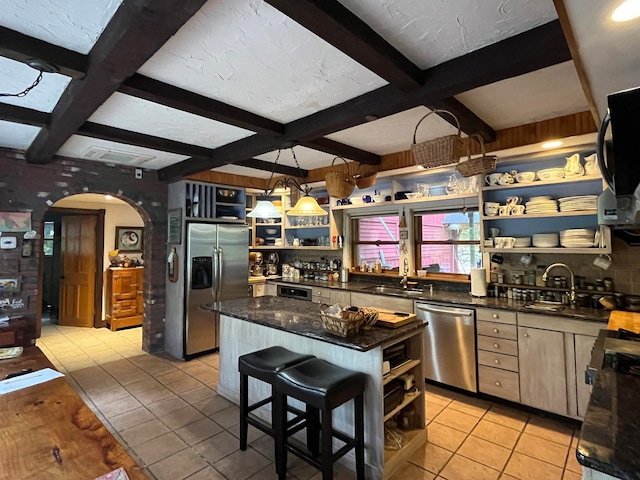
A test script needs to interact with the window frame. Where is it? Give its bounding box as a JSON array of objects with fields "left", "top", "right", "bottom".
[{"left": 351, "top": 213, "right": 401, "bottom": 271}]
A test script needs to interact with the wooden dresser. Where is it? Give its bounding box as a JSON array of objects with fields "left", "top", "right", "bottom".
[{"left": 105, "top": 267, "right": 143, "bottom": 331}]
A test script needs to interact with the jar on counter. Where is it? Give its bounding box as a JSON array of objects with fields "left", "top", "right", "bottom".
[
  {"left": 595, "top": 279, "right": 605, "bottom": 292},
  {"left": 526, "top": 271, "right": 536, "bottom": 286},
  {"left": 604, "top": 278, "right": 614, "bottom": 291}
]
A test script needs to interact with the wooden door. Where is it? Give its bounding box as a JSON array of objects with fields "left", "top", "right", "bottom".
[
  {"left": 575, "top": 334, "right": 597, "bottom": 418},
  {"left": 518, "top": 326, "right": 568, "bottom": 416},
  {"left": 59, "top": 215, "right": 97, "bottom": 327}
]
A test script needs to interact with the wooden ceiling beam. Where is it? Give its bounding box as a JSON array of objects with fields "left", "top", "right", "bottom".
[
  {"left": 24, "top": 0, "right": 207, "bottom": 164},
  {"left": 300, "top": 138, "right": 380, "bottom": 164},
  {"left": 0, "top": 104, "right": 50, "bottom": 127},
  {"left": 118, "top": 74, "right": 284, "bottom": 136},
  {"left": 0, "top": 26, "right": 88, "bottom": 79},
  {"left": 236, "top": 158, "right": 308, "bottom": 178},
  {"left": 159, "top": 20, "right": 569, "bottom": 181},
  {"left": 426, "top": 98, "right": 496, "bottom": 143},
  {"left": 264, "top": 0, "right": 423, "bottom": 90}
]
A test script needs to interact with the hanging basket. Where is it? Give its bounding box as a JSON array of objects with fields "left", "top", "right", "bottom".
[
  {"left": 455, "top": 134, "right": 498, "bottom": 177},
  {"left": 325, "top": 157, "right": 356, "bottom": 198},
  {"left": 410, "top": 109, "right": 465, "bottom": 168},
  {"left": 353, "top": 163, "right": 377, "bottom": 189}
]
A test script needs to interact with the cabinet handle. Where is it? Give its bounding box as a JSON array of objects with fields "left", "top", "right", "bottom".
[
  {"left": 494, "top": 359, "right": 500, "bottom": 364},
  {"left": 493, "top": 328, "right": 499, "bottom": 333},
  {"left": 492, "top": 313, "right": 498, "bottom": 319},
  {"left": 495, "top": 381, "right": 501, "bottom": 387},
  {"left": 494, "top": 343, "right": 499, "bottom": 348},
  {"left": 523, "top": 333, "right": 529, "bottom": 338}
]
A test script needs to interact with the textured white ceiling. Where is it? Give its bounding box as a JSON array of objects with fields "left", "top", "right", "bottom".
[
  {"left": 254, "top": 146, "right": 343, "bottom": 170},
  {"left": 562, "top": 0, "right": 640, "bottom": 119},
  {"left": 0, "top": 0, "right": 122, "bottom": 54},
  {"left": 0, "top": 57, "right": 71, "bottom": 112},
  {"left": 456, "top": 61, "right": 588, "bottom": 130},
  {"left": 57, "top": 135, "right": 189, "bottom": 170},
  {"left": 138, "top": 0, "right": 387, "bottom": 123},
  {"left": 88, "top": 92, "right": 254, "bottom": 148},
  {"left": 0, "top": 121, "right": 41, "bottom": 150},
  {"left": 326, "top": 106, "right": 462, "bottom": 156},
  {"left": 211, "top": 164, "right": 274, "bottom": 179},
  {"left": 338, "top": 0, "right": 558, "bottom": 69}
]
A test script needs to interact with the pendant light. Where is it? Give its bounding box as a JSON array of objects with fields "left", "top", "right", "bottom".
[{"left": 247, "top": 148, "right": 327, "bottom": 219}]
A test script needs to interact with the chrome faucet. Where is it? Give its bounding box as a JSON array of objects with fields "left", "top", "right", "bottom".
[
  {"left": 400, "top": 258, "right": 409, "bottom": 288},
  {"left": 542, "top": 263, "right": 577, "bottom": 306}
]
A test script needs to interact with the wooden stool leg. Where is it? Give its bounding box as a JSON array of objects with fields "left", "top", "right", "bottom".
[
  {"left": 274, "top": 391, "right": 287, "bottom": 480},
  {"left": 321, "top": 408, "right": 333, "bottom": 480},
  {"left": 239, "top": 373, "right": 249, "bottom": 450},
  {"left": 306, "top": 405, "right": 320, "bottom": 457},
  {"left": 355, "top": 394, "right": 365, "bottom": 480}
]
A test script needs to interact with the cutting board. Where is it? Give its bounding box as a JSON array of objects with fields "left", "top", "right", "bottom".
[
  {"left": 376, "top": 309, "right": 417, "bottom": 328},
  {"left": 608, "top": 310, "right": 640, "bottom": 334}
]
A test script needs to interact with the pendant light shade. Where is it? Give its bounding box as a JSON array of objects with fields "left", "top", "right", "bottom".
[
  {"left": 287, "top": 195, "right": 327, "bottom": 216},
  {"left": 247, "top": 200, "right": 282, "bottom": 219}
]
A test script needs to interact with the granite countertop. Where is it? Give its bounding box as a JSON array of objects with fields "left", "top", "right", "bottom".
[
  {"left": 577, "top": 350, "right": 640, "bottom": 479},
  {"left": 271, "top": 278, "right": 611, "bottom": 323},
  {"left": 216, "top": 296, "right": 427, "bottom": 352}
]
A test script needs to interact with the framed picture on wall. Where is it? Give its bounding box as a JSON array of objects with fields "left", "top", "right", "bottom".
[
  {"left": 0, "top": 277, "right": 20, "bottom": 292},
  {"left": 115, "top": 226, "right": 144, "bottom": 253}
]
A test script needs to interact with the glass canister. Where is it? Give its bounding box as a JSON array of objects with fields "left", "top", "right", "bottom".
[{"left": 526, "top": 271, "right": 536, "bottom": 286}]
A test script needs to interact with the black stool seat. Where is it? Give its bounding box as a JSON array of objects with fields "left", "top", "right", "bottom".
[
  {"left": 274, "top": 358, "right": 366, "bottom": 480},
  {"left": 238, "top": 346, "right": 314, "bottom": 452}
]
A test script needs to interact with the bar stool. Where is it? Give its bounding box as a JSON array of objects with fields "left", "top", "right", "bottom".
[
  {"left": 274, "top": 358, "right": 366, "bottom": 480},
  {"left": 238, "top": 346, "right": 314, "bottom": 450}
]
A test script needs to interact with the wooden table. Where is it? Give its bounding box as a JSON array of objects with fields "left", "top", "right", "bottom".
[{"left": 0, "top": 347, "right": 147, "bottom": 480}]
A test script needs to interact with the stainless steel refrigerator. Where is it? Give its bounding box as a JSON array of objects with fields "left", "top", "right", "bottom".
[{"left": 185, "top": 222, "right": 248, "bottom": 357}]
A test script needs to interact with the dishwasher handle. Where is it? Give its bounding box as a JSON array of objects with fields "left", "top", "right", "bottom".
[{"left": 416, "top": 305, "right": 474, "bottom": 316}]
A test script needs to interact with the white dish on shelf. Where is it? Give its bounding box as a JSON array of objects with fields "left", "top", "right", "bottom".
[
  {"left": 532, "top": 233, "right": 559, "bottom": 247},
  {"left": 405, "top": 192, "right": 422, "bottom": 200},
  {"left": 536, "top": 168, "right": 565, "bottom": 182},
  {"left": 513, "top": 237, "right": 532, "bottom": 247},
  {"left": 220, "top": 216, "right": 239, "bottom": 220},
  {"left": 264, "top": 228, "right": 279, "bottom": 235}
]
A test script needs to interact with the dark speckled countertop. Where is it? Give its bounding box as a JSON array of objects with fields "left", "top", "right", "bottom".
[
  {"left": 577, "top": 347, "right": 640, "bottom": 479},
  {"left": 270, "top": 278, "right": 611, "bottom": 323},
  {"left": 217, "top": 296, "right": 427, "bottom": 352}
]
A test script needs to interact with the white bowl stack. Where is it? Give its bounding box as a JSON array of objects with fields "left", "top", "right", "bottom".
[
  {"left": 532, "top": 232, "right": 560, "bottom": 248},
  {"left": 560, "top": 228, "right": 596, "bottom": 248},
  {"left": 513, "top": 237, "right": 532, "bottom": 248},
  {"left": 525, "top": 196, "right": 558, "bottom": 214}
]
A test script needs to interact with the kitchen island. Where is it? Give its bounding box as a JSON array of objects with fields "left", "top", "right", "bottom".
[{"left": 216, "top": 296, "right": 428, "bottom": 480}]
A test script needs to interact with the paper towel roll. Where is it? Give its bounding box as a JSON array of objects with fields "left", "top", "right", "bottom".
[{"left": 471, "top": 267, "right": 487, "bottom": 297}]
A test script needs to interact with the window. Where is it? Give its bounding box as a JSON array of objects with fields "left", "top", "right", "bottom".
[
  {"left": 352, "top": 215, "right": 400, "bottom": 270},
  {"left": 414, "top": 210, "right": 481, "bottom": 275},
  {"left": 43, "top": 222, "right": 54, "bottom": 256}
]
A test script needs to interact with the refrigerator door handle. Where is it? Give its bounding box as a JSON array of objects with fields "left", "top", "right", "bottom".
[
  {"left": 212, "top": 247, "right": 218, "bottom": 305},
  {"left": 217, "top": 247, "right": 223, "bottom": 309}
]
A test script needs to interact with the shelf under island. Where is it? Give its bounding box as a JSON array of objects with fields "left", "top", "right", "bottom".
[{"left": 216, "top": 296, "right": 428, "bottom": 479}]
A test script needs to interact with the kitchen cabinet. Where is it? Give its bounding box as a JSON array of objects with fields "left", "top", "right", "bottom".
[
  {"left": 169, "top": 180, "right": 246, "bottom": 223},
  {"left": 252, "top": 283, "right": 265, "bottom": 297},
  {"left": 479, "top": 147, "right": 611, "bottom": 255},
  {"left": 574, "top": 334, "right": 597, "bottom": 417},
  {"left": 311, "top": 286, "right": 350, "bottom": 306},
  {"left": 105, "top": 267, "right": 143, "bottom": 331},
  {"left": 264, "top": 283, "right": 277, "bottom": 297}
]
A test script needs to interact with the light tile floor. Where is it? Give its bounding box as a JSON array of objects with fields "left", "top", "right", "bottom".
[{"left": 38, "top": 323, "right": 583, "bottom": 480}]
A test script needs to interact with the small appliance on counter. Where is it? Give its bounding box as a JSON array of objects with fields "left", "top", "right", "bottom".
[
  {"left": 265, "top": 251, "right": 279, "bottom": 276},
  {"left": 249, "top": 251, "right": 263, "bottom": 276}
]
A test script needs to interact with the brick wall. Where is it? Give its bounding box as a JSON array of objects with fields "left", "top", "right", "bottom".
[{"left": 0, "top": 153, "right": 168, "bottom": 353}]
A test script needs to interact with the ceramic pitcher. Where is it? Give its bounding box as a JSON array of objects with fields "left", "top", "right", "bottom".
[
  {"left": 584, "top": 153, "right": 599, "bottom": 175},
  {"left": 564, "top": 153, "right": 584, "bottom": 176}
]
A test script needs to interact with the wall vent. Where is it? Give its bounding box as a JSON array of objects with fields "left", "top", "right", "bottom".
[{"left": 82, "top": 147, "right": 155, "bottom": 165}]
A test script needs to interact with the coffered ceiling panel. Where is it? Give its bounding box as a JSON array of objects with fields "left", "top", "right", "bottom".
[
  {"left": 0, "top": 57, "right": 71, "bottom": 112},
  {"left": 137, "top": 0, "right": 387, "bottom": 123},
  {"left": 0, "top": 121, "right": 41, "bottom": 150},
  {"left": 57, "top": 135, "right": 189, "bottom": 170},
  {"left": 338, "top": 0, "right": 558, "bottom": 69},
  {"left": 0, "top": 0, "right": 123, "bottom": 54},
  {"left": 89, "top": 92, "right": 254, "bottom": 148},
  {"left": 456, "top": 61, "right": 588, "bottom": 130},
  {"left": 326, "top": 106, "right": 462, "bottom": 156}
]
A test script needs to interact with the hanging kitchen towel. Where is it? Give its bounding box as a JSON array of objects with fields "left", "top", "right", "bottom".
[{"left": 471, "top": 268, "right": 488, "bottom": 297}]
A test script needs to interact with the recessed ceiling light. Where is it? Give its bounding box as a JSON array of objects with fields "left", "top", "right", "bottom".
[
  {"left": 541, "top": 140, "right": 563, "bottom": 149},
  {"left": 104, "top": 195, "right": 114, "bottom": 200},
  {"left": 612, "top": 0, "right": 640, "bottom": 22}
]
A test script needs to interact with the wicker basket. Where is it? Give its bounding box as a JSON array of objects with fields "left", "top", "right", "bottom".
[
  {"left": 354, "top": 164, "right": 377, "bottom": 189},
  {"left": 320, "top": 309, "right": 364, "bottom": 337},
  {"left": 455, "top": 134, "right": 498, "bottom": 177},
  {"left": 325, "top": 157, "right": 356, "bottom": 199},
  {"left": 411, "top": 109, "right": 465, "bottom": 168}
]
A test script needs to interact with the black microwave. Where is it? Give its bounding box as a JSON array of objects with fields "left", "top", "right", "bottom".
[{"left": 598, "top": 85, "right": 640, "bottom": 197}]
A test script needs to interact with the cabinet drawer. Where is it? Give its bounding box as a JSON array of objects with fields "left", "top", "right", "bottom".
[
  {"left": 476, "top": 308, "right": 516, "bottom": 324},
  {"left": 477, "top": 321, "right": 517, "bottom": 340},
  {"left": 478, "top": 365, "right": 520, "bottom": 402},
  {"left": 113, "top": 299, "right": 139, "bottom": 318},
  {"left": 253, "top": 283, "right": 265, "bottom": 297},
  {"left": 478, "top": 350, "right": 519, "bottom": 372},
  {"left": 477, "top": 335, "right": 518, "bottom": 356}
]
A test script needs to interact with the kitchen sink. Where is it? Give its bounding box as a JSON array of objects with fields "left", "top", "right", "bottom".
[
  {"left": 360, "top": 285, "right": 425, "bottom": 296},
  {"left": 524, "top": 302, "right": 565, "bottom": 312}
]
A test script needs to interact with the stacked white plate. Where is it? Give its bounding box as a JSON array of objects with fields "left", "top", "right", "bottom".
[
  {"left": 525, "top": 196, "right": 558, "bottom": 214},
  {"left": 560, "top": 228, "right": 596, "bottom": 248},
  {"left": 513, "top": 237, "right": 532, "bottom": 247},
  {"left": 532, "top": 232, "right": 559, "bottom": 248},
  {"left": 558, "top": 195, "right": 598, "bottom": 212}
]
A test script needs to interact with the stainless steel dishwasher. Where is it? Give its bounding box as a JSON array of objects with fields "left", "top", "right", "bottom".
[{"left": 415, "top": 302, "right": 477, "bottom": 392}]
